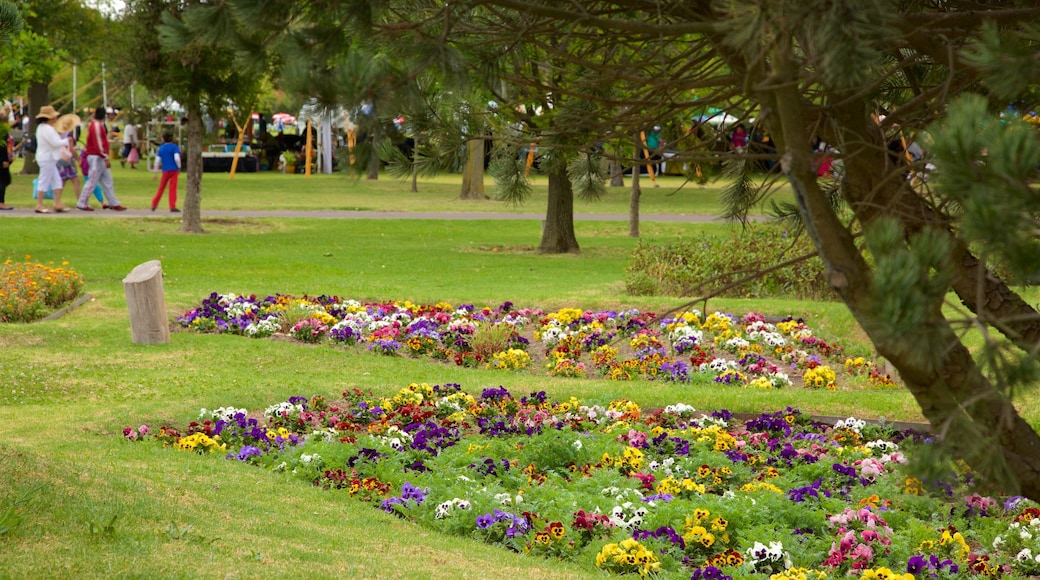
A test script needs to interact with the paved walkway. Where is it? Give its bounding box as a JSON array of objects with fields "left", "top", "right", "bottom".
[{"left": 1, "top": 208, "right": 735, "bottom": 222}]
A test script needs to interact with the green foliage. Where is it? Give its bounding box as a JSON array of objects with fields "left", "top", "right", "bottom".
[
  {"left": 964, "top": 21, "right": 1040, "bottom": 102},
  {"left": 469, "top": 323, "right": 514, "bottom": 360},
  {"left": 929, "top": 94, "right": 1040, "bottom": 283},
  {"left": 0, "top": 0, "right": 22, "bottom": 43},
  {"left": 0, "top": 29, "right": 64, "bottom": 94},
  {"left": 566, "top": 152, "right": 607, "bottom": 202},
  {"left": 625, "top": 224, "right": 831, "bottom": 300},
  {"left": 864, "top": 219, "right": 954, "bottom": 368},
  {"left": 489, "top": 150, "right": 533, "bottom": 206}
]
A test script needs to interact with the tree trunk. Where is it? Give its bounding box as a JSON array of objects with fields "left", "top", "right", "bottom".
[
  {"left": 460, "top": 138, "right": 486, "bottom": 199},
  {"left": 766, "top": 39, "right": 1040, "bottom": 498},
  {"left": 538, "top": 165, "right": 580, "bottom": 254},
  {"left": 629, "top": 136, "right": 641, "bottom": 238},
  {"left": 609, "top": 144, "right": 624, "bottom": 187},
  {"left": 410, "top": 134, "right": 419, "bottom": 193},
  {"left": 21, "top": 81, "right": 48, "bottom": 175},
  {"left": 366, "top": 126, "right": 380, "bottom": 181},
  {"left": 180, "top": 96, "right": 204, "bottom": 234}
]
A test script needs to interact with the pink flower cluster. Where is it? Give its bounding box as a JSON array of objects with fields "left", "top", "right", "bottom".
[
  {"left": 822, "top": 507, "right": 893, "bottom": 571},
  {"left": 122, "top": 424, "right": 150, "bottom": 441}
]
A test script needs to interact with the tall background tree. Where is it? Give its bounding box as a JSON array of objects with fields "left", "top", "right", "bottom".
[
  {"left": 1, "top": 0, "right": 106, "bottom": 173},
  {"left": 119, "top": 0, "right": 268, "bottom": 233}
]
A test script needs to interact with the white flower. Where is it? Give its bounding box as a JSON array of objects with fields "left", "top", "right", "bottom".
[
  {"left": 572, "top": 439, "right": 583, "bottom": 450},
  {"left": 993, "top": 536, "right": 1005, "bottom": 549},
  {"left": 1017, "top": 548, "right": 1033, "bottom": 561},
  {"left": 300, "top": 453, "right": 321, "bottom": 464},
  {"left": 1021, "top": 529, "right": 1033, "bottom": 540},
  {"left": 495, "top": 493, "right": 513, "bottom": 505}
]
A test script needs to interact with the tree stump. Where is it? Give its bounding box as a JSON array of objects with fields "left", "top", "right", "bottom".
[{"left": 122, "top": 260, "right": 170, "bottom": 344}]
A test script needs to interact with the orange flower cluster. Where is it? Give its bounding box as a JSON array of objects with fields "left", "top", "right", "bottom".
[{"left": 0, "top": 255, "right": 85, "bottom": 322}]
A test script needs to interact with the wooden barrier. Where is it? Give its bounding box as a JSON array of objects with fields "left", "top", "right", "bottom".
[{"left": 122, "top": 260, "right": 170, "bottom": 344}]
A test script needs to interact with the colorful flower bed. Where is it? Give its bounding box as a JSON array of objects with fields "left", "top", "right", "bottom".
[
  {"left": 127, "top": 383, "right": 1037, "bottom": 579},
  {"left": 0, "top": 256, "right": 85, "bottom": 323},
  {"left": 176, "top": 294, "right": 896, "bottom": 390}
]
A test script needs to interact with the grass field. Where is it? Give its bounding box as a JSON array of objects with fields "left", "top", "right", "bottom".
[
  {"left": 1, "top": 157, "right": 791, "bottom": 215},
  {"left": 0, "top": 163, "right": 1018, "bottom": 578}
]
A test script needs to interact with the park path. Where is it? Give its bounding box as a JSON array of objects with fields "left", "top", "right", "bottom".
[{"left": 0, "top": 208, "right": 736, "bottom": 222}]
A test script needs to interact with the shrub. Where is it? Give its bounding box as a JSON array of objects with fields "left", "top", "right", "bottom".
[
  {"left": 0, "top": 257, "right": 85, "bottom": 322},
  {"left": 624, "top": 225, "right": 833, "bottom": 300},
  {"left": 469, "top": 323, "right": 515, "bottom": 359}
]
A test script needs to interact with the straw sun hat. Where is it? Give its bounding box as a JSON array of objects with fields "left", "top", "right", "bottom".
[
  {"left": 36, "top": 105, "right": 59, "bottom": 120},
  {"left": 55, "top": 113, "right": 81, "bottom": 134}
]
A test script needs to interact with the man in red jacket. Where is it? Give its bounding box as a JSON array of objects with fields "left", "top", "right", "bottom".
[{"left": 76, "top": 106, "right": 126, "bottom": 211}]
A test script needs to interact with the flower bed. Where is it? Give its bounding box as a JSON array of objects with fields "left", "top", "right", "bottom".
[
  {"left": 127, "top": 383, "right": 1037, "bottom": 578},
  {"left": 176, "top": 294, "right": 897, "bottom": 390},
  {"left": 0, "top": 256, "right": 85, "bottom": 322}
]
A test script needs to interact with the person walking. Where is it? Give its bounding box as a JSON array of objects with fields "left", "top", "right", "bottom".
[
  {"left": 121, "top": 121, "right": 139, "bottom": 168},
  {"left": 151, "top": 133, "right": 181, "bottom": 212},
  {"left": 77, "top": 106, "right": 126, "bottom": 211},
  {"left": 33, "top": 105, "right": 70, "bottom": 213},
  {"left": 0, "top": 131, "right": 11, "bottom": 211},
  {"left": 55, "top": 114, "right": 83, "bottom": 200}
]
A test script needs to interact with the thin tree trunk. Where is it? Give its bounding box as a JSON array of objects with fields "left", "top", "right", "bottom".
[
  {"left": 629, "top": 135, "right": 641, "bottom": 238},
  {"left": 609, "top": 144, "right": 624, "bottom": 187},
  {"left": 21, "top": 81, "right": 48, "bottom": 175},
  {"left": 410, "top": 134, "right": 419, "bottom": 193},
  {"left": 538, "top": 165, "right": 580, "bottom": 254},
  {"left": 180, "top": 96, "right": 204, "bottom": 234},
  {"left": 366, "top": 126, "right": 380, "bottom": 180},
  {"left": 460, "top": 138, "right": 486, "bottom": 199}
]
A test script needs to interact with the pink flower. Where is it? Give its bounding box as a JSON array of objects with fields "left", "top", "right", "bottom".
[
  {"left": 839, "top": 530, "right": 857, "bottom": 551},
  {"left": 850, "top": 543, "right": 874, "bottom": 567}
]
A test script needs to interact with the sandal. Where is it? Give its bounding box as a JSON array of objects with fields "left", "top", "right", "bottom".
[
  {"left": 35, "top": 208, "right": 51, "bottom": 214},
  {"left": 53, "top": 207, "right": 70, "bottom": 213}
]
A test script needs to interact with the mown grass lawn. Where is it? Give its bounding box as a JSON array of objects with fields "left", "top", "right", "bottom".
[{"left": 0, "top": 167, "right": 1031, "bottom": 578}]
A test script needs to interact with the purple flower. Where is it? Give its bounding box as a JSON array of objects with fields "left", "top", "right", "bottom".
[
  {"left": 229, "top": 445, "right": 263, "bottom": 461},
  {"left": 476, "top": 514, "right": 495, "bottom": 529}
]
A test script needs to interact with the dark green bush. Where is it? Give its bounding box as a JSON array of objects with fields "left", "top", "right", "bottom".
[{"left": 625, "top": 225, "right": 835, "bottom": 300}]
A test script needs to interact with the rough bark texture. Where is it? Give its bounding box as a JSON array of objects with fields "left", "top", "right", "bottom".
[
  {"left": 538, "top": 166, "right": 580, "bottom": 254},
  {"left": 460, "top": 138, "right": 486, "bottom": 199},
  {"left": 21, "top": 81, "right": 47, "bottom": 175},
  {"left": 629, "top": 137, "right": 641, "bottom": 238},
  {"left": 765, "top": 39, "right": 1040, "bottom": 498},
  {"left": 366, "top": 128, "right": 380, "bottom": 181},
  {"left": 609, "top": 145, "right": 625, "bottom": 187},
  {"left": 180, "top": 97, "right": 204, "bottom": 234},
  {"left": 410, "top": 135, "right": 419, "bottom": 193}
]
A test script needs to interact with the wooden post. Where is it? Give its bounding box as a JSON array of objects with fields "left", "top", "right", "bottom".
[
  {"left": 122, "top": 260, "right": 170, "bottom": 345},
  {"left": 305, "top": 120, "right": 313, "bottom": 178}
]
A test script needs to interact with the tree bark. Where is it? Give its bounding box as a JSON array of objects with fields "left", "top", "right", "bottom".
[
  {"left": 410, "top": 134, "right": 419, "bottom": 193},
  {"left": 538, "top": 165, "right": 580, "bottom": 254},
  {"left": 460, "top": 138, "right": 487, "bottom": 199},
  {"left": 767, "top": 38, "right": 1040, "bottom": 498},
  {"left": 21, "top": 81, "right": 48, "bottom": 175},
  {"left": 180, "top": 96, "right": 204, "bottom": 234},
  {"left": 366, "top": 126, "right": 380, "bottom": 181},
  {"left": 609, "top": 144, "right": 624, "bottom": 187},
  {"left": 629, "top": 135, "right": 641, "bottom": 238}
]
